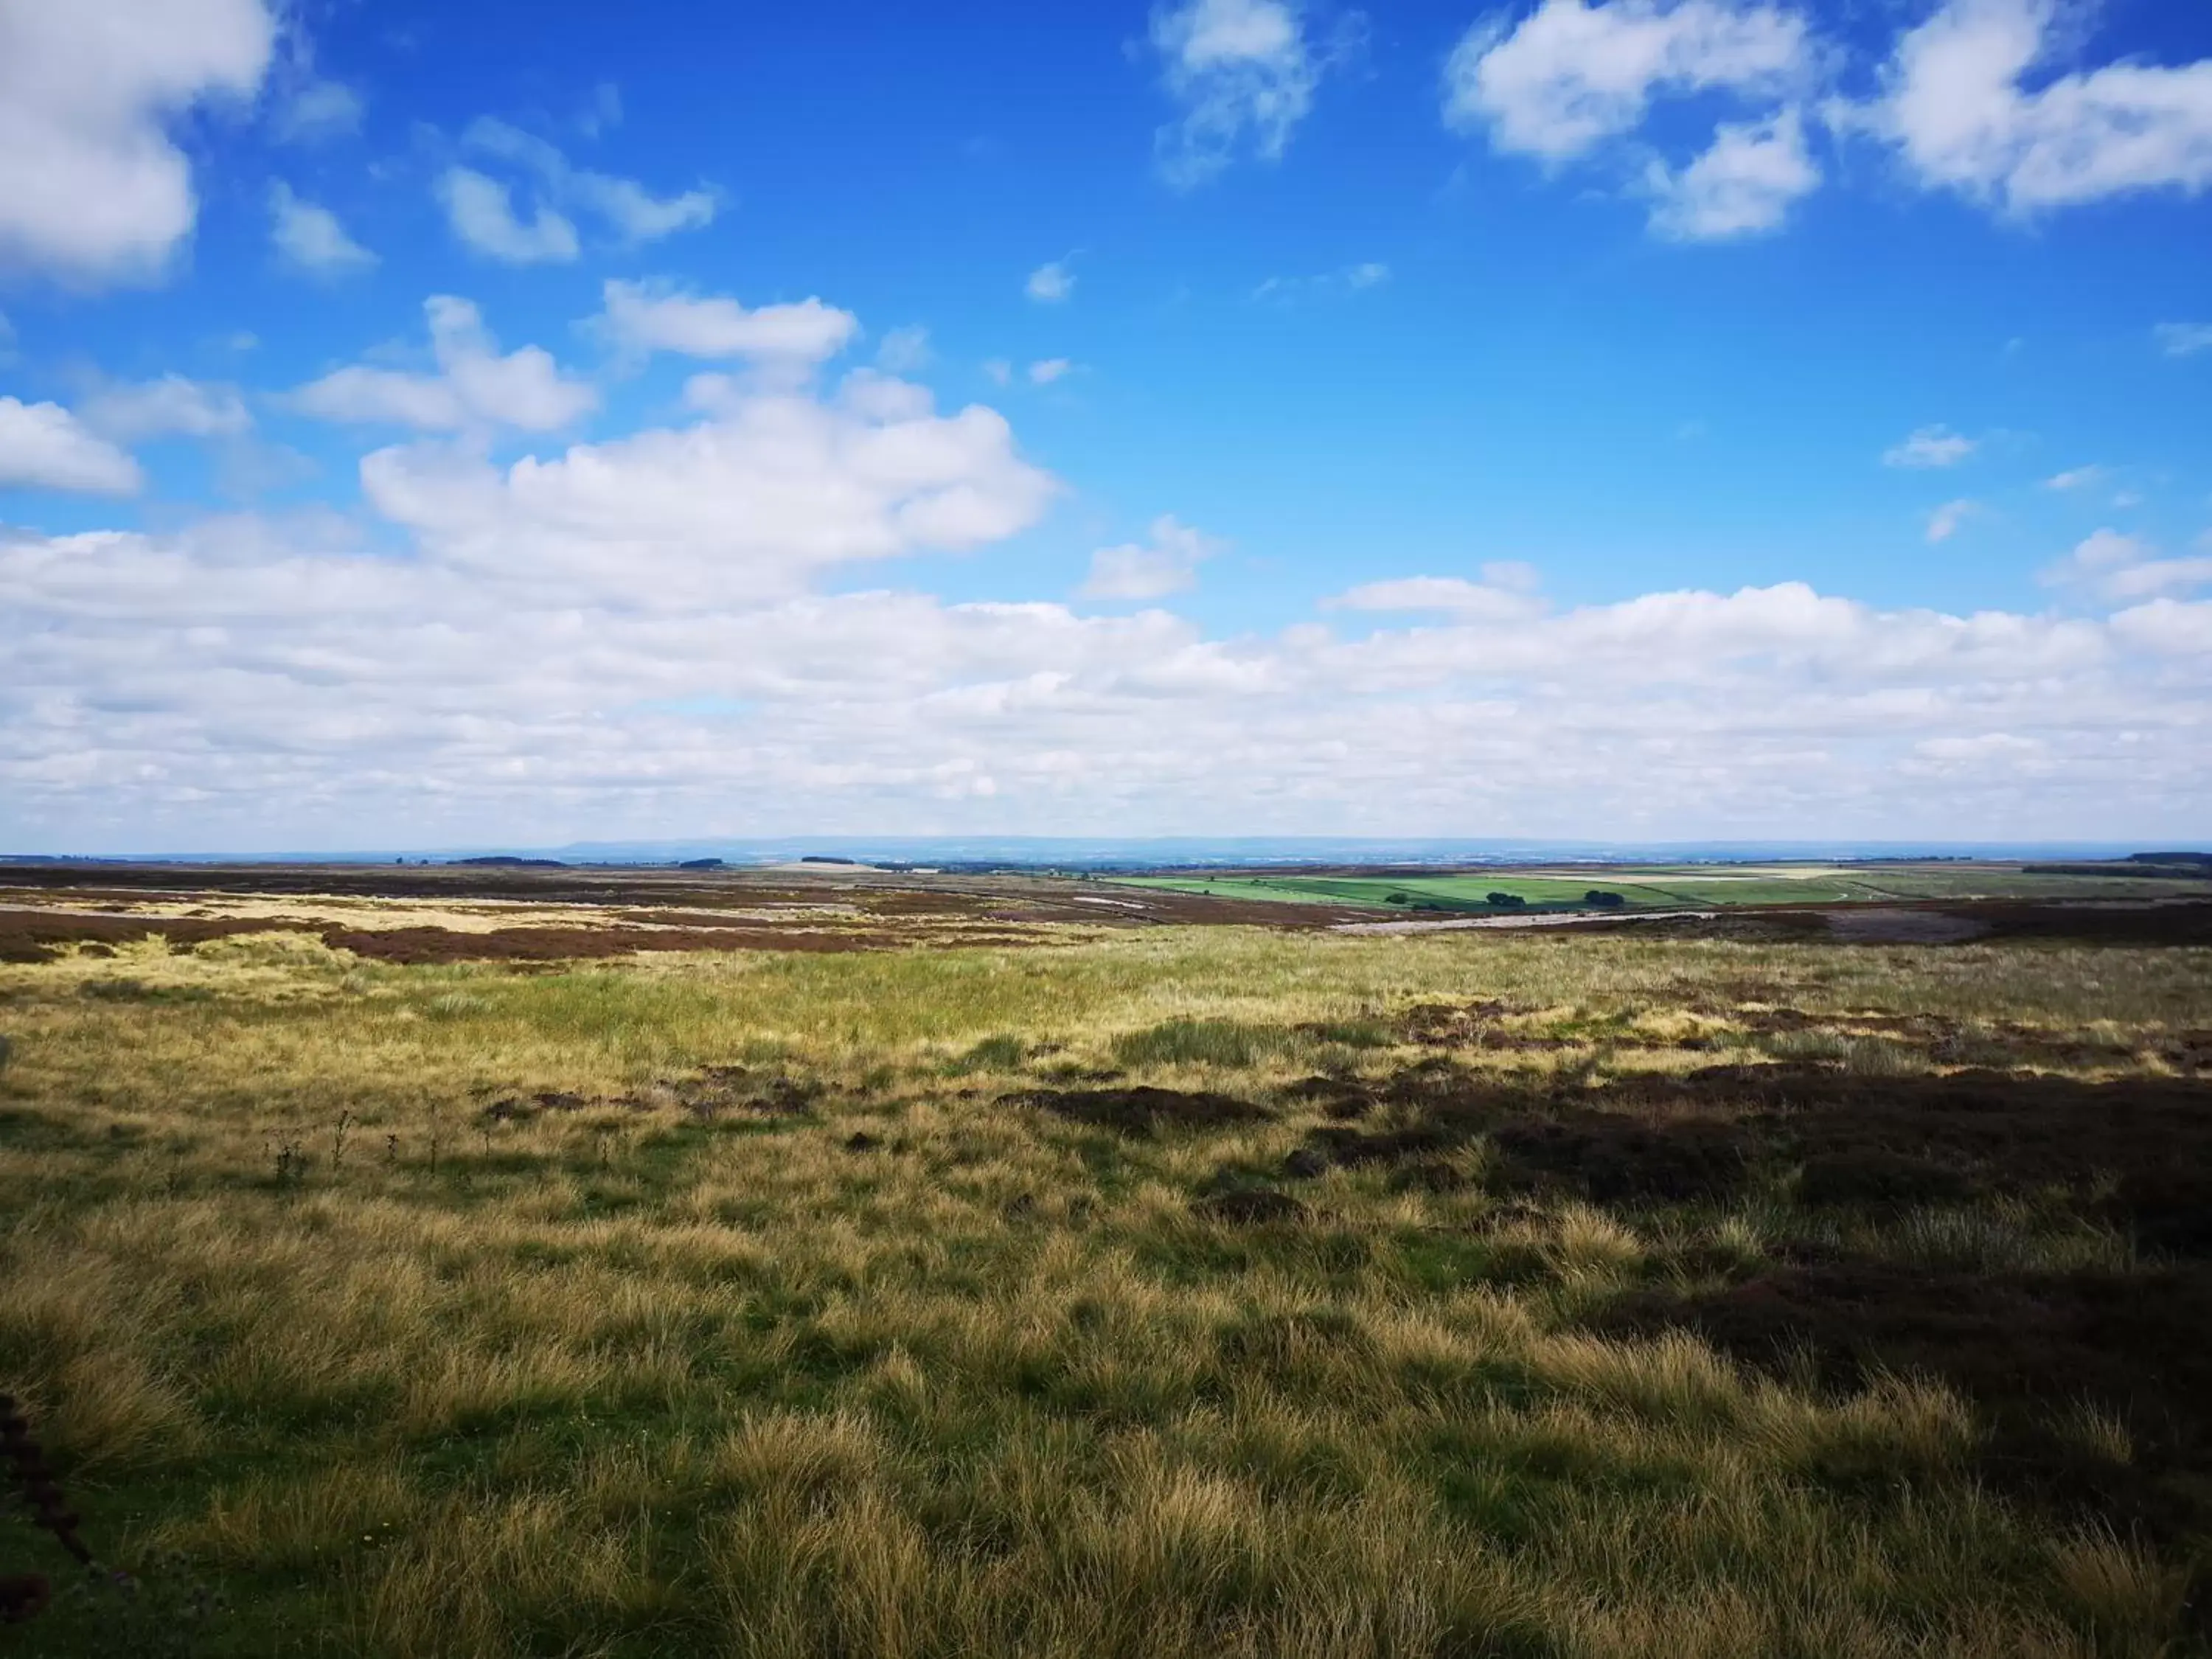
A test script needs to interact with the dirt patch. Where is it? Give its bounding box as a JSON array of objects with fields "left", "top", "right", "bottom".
[
  {"left": 1599, "top": 1260, "right": 2212, "bottom": 1547},
  {"left": 1020, "top": 1086, "right": 1273, "bottom": 1137},
  {"left": 1192, "top": 1189, "right": 1308, "bottom": 1225}
]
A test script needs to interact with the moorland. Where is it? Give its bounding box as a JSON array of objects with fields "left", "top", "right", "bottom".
[{"left": 2, "top": 858, "right": 2210, "bottom": 1657}]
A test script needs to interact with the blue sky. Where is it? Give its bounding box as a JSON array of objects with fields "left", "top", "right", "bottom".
[{"left": 1, "top": 0, "right": 2208, "bottom": 851}]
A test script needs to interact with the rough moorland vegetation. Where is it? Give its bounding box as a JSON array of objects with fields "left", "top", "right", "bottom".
[{"left": 3, "top": 908, "right": 2208, "bottom": 1656}]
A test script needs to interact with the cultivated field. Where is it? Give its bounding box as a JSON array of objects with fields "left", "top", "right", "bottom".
[
  {"left": 1112, "top": 860, "right": 2212, "bottom": 914},
  {"left": 3, "top": 866, "right": 2210, "bottom": 1656}
]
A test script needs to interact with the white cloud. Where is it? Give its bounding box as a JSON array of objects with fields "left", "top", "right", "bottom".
[
  {"left": 460, "top": 117, "right": 715, "bottom": 246},
  {"left": 1079, "top": 515, "right": 1222, "bottom": 600},
  {"left": 79, "top": 375, "right": 251, "bottom": 441},
  {"left": 2044, "top": 465, "right": 2106, "bottom": 490},
  {"left": 2042, "top": 527, "right": 2212, "bottom": 603},
  {"left": 1924, "top": 498, "right": 1978, "bottom": 543},
  {"left": 1325, "top": 569, "right": 1546, "bottom": 622},
  {"left": 1445, "top": 0, "right": 1809, "bottom": 161},
  {"left": 1882, "top": 425, "right": 1975, "bottom": 467},
  {"left": 1028, "top": 358, "right": 1074, "bottom": 386},
  {"left": 5, "top": 276, "right": 2208, "bottom": 845},
  {"left": 10, "top": 519, "right": 2205, "bottom": 845},
  {"left": 274, "top": 78, "right": 362, "bottom": 144},
  {"left": 436, "top": 167, "right": 580, "bottom": 263},
  {"left": 0, "top": 398, "right": 145, "bottom": 494},
  {"left": 1646, "top": 106, "right": 1818, "bottom": 237},
  {"left": 1869, "top": 0, "right": 2212, "bottom": 212},
  {"left": 877, "top": 327, "right": 931, "bottom": 374},
  {"left": 982, "top": 359, "right": 1014, "bottom": 386},
  {"left": 268, "top": 182, "right": 375, "bottom": 274},
  {"left": 568, "top": 171, "right": 717, "bottom": 243},
  {"left": 2156, "top": 322, "right": 2212, "bottom": 358},
  {"left": 2109, "top": 597, "right": 2212, "bottom": 658},
  {"left": 599, "top": 280, "right": 858, "bottom": 364},
  {"left": 358, "top": 376, "right": 1057, "bottom": 608},
  {"left": 0, "top": 0, "right": 274, "bottom": 284},
  {"left": 1151, "top": 0, "right": 1343, "bottom": 187},
  {"left": 1026, "top": 261, "right": 1075, "bottom": 304},
  {"left": 291, "top": 296, "right": 598, "bottom": 432}
]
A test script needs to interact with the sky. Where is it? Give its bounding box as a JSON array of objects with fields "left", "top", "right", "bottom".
[{"left": 1, "top": 0, "right": 2208, "bottom": 854}]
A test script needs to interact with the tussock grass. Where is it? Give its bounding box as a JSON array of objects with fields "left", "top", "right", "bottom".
[{"left": 1, "top": 921, "right": 2205, "bottom": 1654}]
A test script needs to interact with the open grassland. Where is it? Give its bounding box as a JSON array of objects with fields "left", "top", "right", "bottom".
[
  {"left": 4, "top": 914, "right": 2211, "bottom": 1656},
  {"left": 1111, "top": 863, "right": 2212, "bottom": 913}
]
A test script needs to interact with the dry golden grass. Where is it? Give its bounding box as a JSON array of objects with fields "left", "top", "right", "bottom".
[{"left": 2, "top": 917, "right": 2206, "bottom": 1655}]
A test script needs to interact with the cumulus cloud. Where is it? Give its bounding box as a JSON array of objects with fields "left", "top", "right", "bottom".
[
  {"left": 1079, "top": 516, "right": 1224, "bottom": 600},
  {"left": 1646, "top": 106, "right": 1818, "bottom": 237},
  {"left": 268, "top": 182, "right": 375, "bottom": 274},
  {"left": 290, "top": 296, "right": 598, "bottom": 432},
  {"left": 355, "top": 372, "right": 1058, "bottom": 608},
  {"left": 0, "top": 0, "right": 274, "bottom": 284},
  {"left": 79, "top": 376, "right": 251, "bottom": 442},
  {"left": 436, "top": 167, "right": 580, "bottom": 264},
  {"left": 1028, "top": 358, "right": 1075, "bottom": 386},
  {"left": 599, "top": 280, "right": 858, "bottom": 364},
  {"left": 1443, "top": 0, "right": 2212, "bottom": 235},
  {"left": 0, "top": 398, "right": 145, "bottom": 493},
  {"left": 1883, "top": 425, "right": 1975, "bottom": 467},
  {"left": 2042, "top": 528, "right": 2212, "bottom": 604},
  {"left": 2157, "top": 322, "right": 2212, "bottom": 358},
  {"left": 1026, "top": 261, "right": 1075, "bottom": 304},
  {"left": 1445, "top": 0, "right": 1809, "bottom": 161},
  {"left": 1867, "top": 0, "right": 2212, "bottom": 212},
  {"left": 8, "top": 512, "right": 2206, "bottom": 845},
  {"left": 1150, "top": 0, "right": 1347, "bottom": 187}
]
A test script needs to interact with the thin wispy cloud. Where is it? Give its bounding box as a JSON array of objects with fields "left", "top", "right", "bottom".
[
  {"left": 1925, "top": 498, "right": 1978, "bottom": 543},
  {"left": 1150, "top": 0, "right": 1357, "bottom": 187},
  {"left": 1026, "top": 260, "right": 1075, "bottom": 303},
  {"left": 269, "top": 183, "right": 376, "bottom": 274},
  {"left": 1883, "top": 425, "right": 1975, "bottom": 468},
  {"left": 2156, "top": 322, "right": 2212, "bottom": 358}
]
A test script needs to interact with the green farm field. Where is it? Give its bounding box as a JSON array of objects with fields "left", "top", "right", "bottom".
[
  {"left": 4, "top": 864, "right": 2211, "bottom": 1657},
  {"left": 1109, "top": 862, "right": 2212, "bottom": 915}
]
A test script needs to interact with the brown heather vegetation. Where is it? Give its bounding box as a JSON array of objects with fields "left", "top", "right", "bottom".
[{"left": 2, "top": 895, "right": 2210, "bottom": 1656}]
